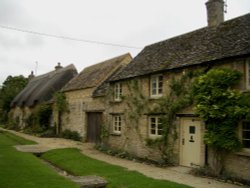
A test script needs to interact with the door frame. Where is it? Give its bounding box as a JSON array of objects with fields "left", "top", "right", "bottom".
[
  {"left": 179, "top": 117, "right": 205, "bottom": 167},
  {"left": 86, "top": 111, "right": 103, "bottom": 144}
]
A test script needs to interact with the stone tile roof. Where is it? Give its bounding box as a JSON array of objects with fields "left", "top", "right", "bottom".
[
  {"left": 110, "top": 13, "right": 250, "bottom": 81},
  {"left": 92, "top": 65, "right": 126, "bottom": 97},
  {"left": 11, "top": 64, "right": 77, "bottom": 107},
  {"left": 62, "top": 53, "right": 132, "bottom": 93}
]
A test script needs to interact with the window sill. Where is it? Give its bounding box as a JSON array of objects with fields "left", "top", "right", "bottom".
[
  {"left": 241, "top": 90, "right": 250, "bottom": 93},
  {"left": 109, "top": 100, "right": 122, "bottom": 104},
  {"left": 235, "top": 150, "right": 250, "bottom": 157},
  {"left": 110, "top": 133, "right": 121, "bottom": 136},
  {"left": 148, "top": 135, "right": 162, "bottom": 139},
  {"left": 149, "top": 96, "right": 162, "bottom": 100}
]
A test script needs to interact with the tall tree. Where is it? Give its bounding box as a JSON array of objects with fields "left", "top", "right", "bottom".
[{"left": 0, "top": 75, "right": 28, "bottom": 123}]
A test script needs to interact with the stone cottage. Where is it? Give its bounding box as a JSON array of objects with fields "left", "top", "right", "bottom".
[
  {"left": 58, "top": 53, "right": 132, "bottom": 143},
  {"left": 104, "top": 0, "right": 250, "bottom": 181},
  {"left": 10, "top": 63, "right": 77, "bottom": 128}
]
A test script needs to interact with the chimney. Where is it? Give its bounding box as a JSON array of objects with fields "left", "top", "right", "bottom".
[
  {"left": 206, "top": 0, "right": 224, "bottom": 27},
  {"left": 28, "top": 71, "right": 35, "bottom": 80},
  {"left": 55, "top": 62, "right": 63, "bottom": 70}
]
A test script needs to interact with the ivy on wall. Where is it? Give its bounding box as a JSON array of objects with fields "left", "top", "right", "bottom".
[
  {"left": 192, "top": 68, "right": 250, "bottom": 174},
  {"left": 107, "top": 67, "right": 250, "bottom": 169},
  {"left": 122, "top": 70, "right": 202, "bottom": 164},
  {"left": 54, "top": 92, "right": 69, "bottom": 134}
]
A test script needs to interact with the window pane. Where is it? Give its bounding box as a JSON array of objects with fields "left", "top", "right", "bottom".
[
  {"left": 114, "top": 83, "right": 122, "bottom": 100},
  {"left": 158, "top": 129, "right": 163, "bottom": 135},
  {"left": 158, "top": 123, "right": 163, "bottom": 130},
  {"left": 151, "top": 124, "right": 156, "bottom": 129},
  {"left": 151, "top": 117, "right": 156, "bottom": 123},
  {"left": 151, "top": 129, "right": 156, "bottom": 134},
  {"left": 243, "top": 131, "right": 250, "bottom": 139},
  {"left": 158, "top": 75, "right": 163, "bottom": 82},
  {"left": 189, "top": 126, "right": 196, "bottom": 134},
  {"left": 158, "top": 88, "right": 163, "bottom": 94},
  {"left": 243, "top": 140, "right": 250, "bottom": 148},
  {"left": 152, "top": 88, "right": 157, "bottom": 95},
  {"left": 114, "top": 115, "right": 121, "bottom": 133},
  {"left": 243, "top": 121, "right": 250, "bottom": 130}
]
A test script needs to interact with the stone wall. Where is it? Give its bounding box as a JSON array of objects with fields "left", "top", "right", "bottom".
[
  {"left": 105, "top": 57, "right": 250, "bottom": 175},
  {"left": 60, "top": 88, "right": 105, "bottom": 139}
]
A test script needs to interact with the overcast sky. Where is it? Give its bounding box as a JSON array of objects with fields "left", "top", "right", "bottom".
[{"left": 0, "top": 0, "right": 250, "bottom": 85}]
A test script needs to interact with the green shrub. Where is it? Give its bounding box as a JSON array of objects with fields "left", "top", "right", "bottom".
[
  {"left": 39, "top": 126, "right": 57, "bottom": 138},
  {"left": 6, "top": 117, "right": 20, "bottom": 131},
  {"left": 60, "top": 129, "right": 81, "bottom": 141}
]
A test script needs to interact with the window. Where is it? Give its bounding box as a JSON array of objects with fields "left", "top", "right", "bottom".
[
  {"left": 113, "top": 115, "right": 122, "bottom": 134},
  {"left": 150, "top": 75, "right": 163, "bottom": 97},
  {"left": 246, "top": 60, "right": 250, "bottom": 89},
  {"left": 149, "top": 116, "right": 163, "bottom": 138},
  {"left": 242, "top": 121, "right": 250, "bottom": 148},
  {"left": 114, "top": 82, "right": 122, "bottom": 101}
]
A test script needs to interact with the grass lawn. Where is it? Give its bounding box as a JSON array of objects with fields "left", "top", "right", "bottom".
[
  {"left": 42, "top": 148, "right": 191, "bottom": 188},
  {"left": 0, "top": 130, "right": 78, "bottom": 188}
]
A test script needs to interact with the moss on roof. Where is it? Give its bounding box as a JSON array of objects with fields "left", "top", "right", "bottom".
[
  {"left": 62, "top": 53, "right": 132, "bottom": 93},
  {"left": 11, "top": 64, "right": 77, "bottom": 107},
  {"left": 110, "top": 13, "right": 250, "bottom": 81}
]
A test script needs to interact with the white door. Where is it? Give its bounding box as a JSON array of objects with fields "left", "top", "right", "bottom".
[{"left": 180, "top": 118, "right": 204, "bottom": 167}]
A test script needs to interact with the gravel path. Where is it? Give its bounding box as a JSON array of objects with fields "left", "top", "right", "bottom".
[{"left": 2, "top": 128, "right": 243, "bottom": 188}]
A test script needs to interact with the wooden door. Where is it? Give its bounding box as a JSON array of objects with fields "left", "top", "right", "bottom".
[
  {"left": 180, "top": 118, "right": 203, "bottom": 167},
  {"left": 87, "top": 112, "right": 102, "bottom": 143}
]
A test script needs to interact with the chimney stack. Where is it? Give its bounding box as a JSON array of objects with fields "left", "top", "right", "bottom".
[
  {"left": 28, "top": 71, "right": 35, "bottom": 80},
  {"left": 55, "top": 62, "right": 63, "bottom": 70},
  {"left": 206, "top": 0, "right": 224, "bottom": 27}
]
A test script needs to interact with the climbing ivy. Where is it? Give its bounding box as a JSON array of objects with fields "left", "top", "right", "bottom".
[
  {"left": 123, "top": 70, "right": 202, "bottom": 164},
  {"left": 54, "top": 92, "right": 69, "bottom": 134},
  {"left": 148, "top": 70, "right": 201, "bottom": 163},
  {"left": 192, "top": 68, "right": 250, "bottom": 174},
  {"left": 54, "top": 92, "right": 69, "bottom": 113}
]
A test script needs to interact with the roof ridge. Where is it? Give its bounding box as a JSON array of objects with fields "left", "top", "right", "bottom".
[{"left": 30, "top": 64, "right": 76, "bottom": 82}]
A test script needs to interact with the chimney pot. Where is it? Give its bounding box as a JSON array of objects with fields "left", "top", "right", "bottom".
[
  {"left": 55, "top": 62, "right": 63, "bottom": 70},
  {"left": 28, "top": 71, "right": 35, "bottom": 80},
  {"left": 206, "top": 0, "right": 224, "bottom": 27}
]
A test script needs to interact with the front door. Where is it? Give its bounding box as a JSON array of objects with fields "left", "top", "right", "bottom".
[
  {"left": 180, "top": 118, "right": 204, "bottom": 167},
  {"left": 87, "top": 112, "right": 102, "bottom": 143}
]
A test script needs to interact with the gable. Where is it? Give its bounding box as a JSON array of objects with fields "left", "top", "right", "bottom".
[{"left": 63, "top": 53, "right": 132, "bottom": 93}]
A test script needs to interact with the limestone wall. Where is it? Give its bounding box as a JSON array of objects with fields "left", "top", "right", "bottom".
[{"left": 105, "top": 57, "right": 250, "bottom": 170}]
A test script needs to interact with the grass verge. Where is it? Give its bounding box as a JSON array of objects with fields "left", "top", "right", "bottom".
[
  {"left": 0, "top": 131, "right": 78, "bottom": 188},
  {"left": 42, "top": 148, "right": 191, "bottom": 188}
]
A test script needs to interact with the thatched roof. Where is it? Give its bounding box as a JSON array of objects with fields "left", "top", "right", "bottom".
[
  {"left": 62, "top": 53, "right": 132, "bottom": 94},
  {"left": 11, "top": 64, "right": 77, "bottom": 107},
  {"left": 110, "top": 13, "right": 250, "bottom": 81}
]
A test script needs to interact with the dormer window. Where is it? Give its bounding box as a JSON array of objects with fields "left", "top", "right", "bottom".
[
  {"left": 114, "top": 82, "right": 122, "bottom": 101},
  {"left": 150, "top": 74, "right": 163, "bottom": 98}
]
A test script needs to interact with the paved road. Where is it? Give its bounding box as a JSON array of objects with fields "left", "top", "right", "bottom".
[{"left": 1, "top": 128, "right": 243, "bottom": 188}]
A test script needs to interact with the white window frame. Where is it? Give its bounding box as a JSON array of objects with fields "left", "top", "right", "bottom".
[
  {"left": 242, "top": 121, "right": 250, "bottom": 150},
  {"left": 149, "top": 116, "right": 163, "bottom": 138},
  {"left": 114, "top": 82, "right": 122, "bottom": 101},
  {"left": 113, "top": 115, "right": 122, "bottom": 134},
  {"left": 246, "top": 59, "right": 250, "bottom": 90},
  {"left": 150, "top": 74, "right": 163, "bottom": 98}
]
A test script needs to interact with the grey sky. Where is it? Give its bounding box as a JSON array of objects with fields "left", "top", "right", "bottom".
[{"left": 0, "top": 0, "right": 250, "bottom": 85}]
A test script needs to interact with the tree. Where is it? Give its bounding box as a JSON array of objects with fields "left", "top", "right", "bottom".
[
  {"left": 54, "top": 92, "right": 68, "bottom": 134},
  {"left": 0, "top": 75, "right": 28, "bottom": 123}
]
